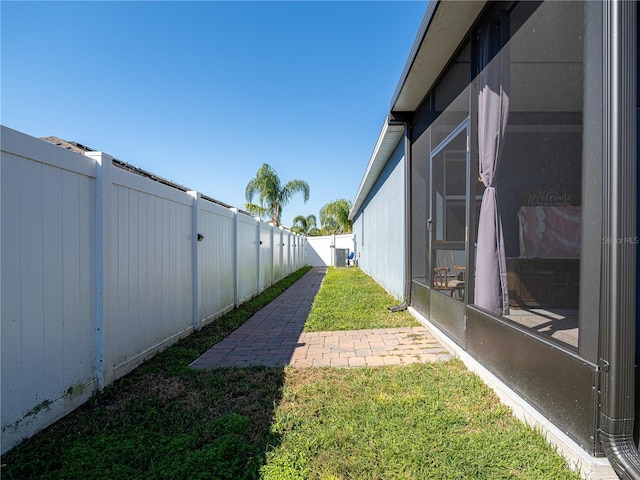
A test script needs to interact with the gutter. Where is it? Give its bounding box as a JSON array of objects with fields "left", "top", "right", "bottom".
[
  {"left": 598, "top": 1, "right": 640, "bottom": 478},
  {"left": 389, "top": 122, "right": 412, "bottom": 313}
]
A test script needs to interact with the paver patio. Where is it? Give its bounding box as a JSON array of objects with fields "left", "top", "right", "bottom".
[{"left": 190, "top": 267, "right": 452, "bottom": 369}]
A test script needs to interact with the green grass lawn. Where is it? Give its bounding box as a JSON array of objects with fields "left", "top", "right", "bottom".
[
  {"left": 1, "top": 266, "right": 582, "bottom": 480},
  {"left": 304, "top": 267, "right": 420, "bottom": 331},
  {"left": 262, "top": 362, "right": 581, "bottom": 480}
]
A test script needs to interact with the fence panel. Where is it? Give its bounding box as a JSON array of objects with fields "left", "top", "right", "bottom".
[
  {"left": 273, "top": 228, "right": 283, "bottom": 282},
  {"left": 296, "top": 237, "right": 302, "bottom": 270},
  {"left": 289, "top": 233, "right": 296, "bottom": 272},
  {"left": 295, "top": 236, "right": 304, "bottom": 269},
  {"left": 292, "top": 234, "right": 300, "bottom": 271},
  {"left": 282, "top": 231, "right": 290, "bottom": 275},
  {"left": 237, "top": 214, "right": 259, "bottom": 303},
  {"left": 198, "top": 200, "right": 236, "bottom": 323},
  {"left": 301, "top": 237, "right": 307, "bottom": 267},
  {"left": 108, "top": 167, "right": 194, "bottom": 378},
  {"left": 306, "top": 234, "right": 354, "bottom": 267},
  {"left": 1, "top": 130, "right": 97, "bottom": 451},
  {"left": 259, "top": 223, "right": 274, "bottom": 291}
]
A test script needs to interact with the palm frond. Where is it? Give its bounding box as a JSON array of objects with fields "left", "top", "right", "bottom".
[{"left": 244, "top": 164, "right": 310, "bottom": 227}]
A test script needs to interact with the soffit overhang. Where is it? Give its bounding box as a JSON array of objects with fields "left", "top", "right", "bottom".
[
  {"left": 391, "top": 0, "right": 487, "bottom": 113},
  {"left": 349, "top": 118, "right": 405, "bottom": 221}
]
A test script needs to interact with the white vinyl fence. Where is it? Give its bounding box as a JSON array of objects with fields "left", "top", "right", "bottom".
[
  {"left": 306, "top": 234, "right": 355, "bottom": 267},
  {"left": 0, "top": 126, "right": 306, "bottom": 453}
]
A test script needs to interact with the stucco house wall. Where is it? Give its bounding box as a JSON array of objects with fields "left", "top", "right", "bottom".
[{"left": 352, "top": 140, "right": 405, "bottom": 300}]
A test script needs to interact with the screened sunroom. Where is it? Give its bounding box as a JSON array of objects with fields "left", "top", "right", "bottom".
[{"left": 353, "top": 1, "right": 638, "bottom": 478}]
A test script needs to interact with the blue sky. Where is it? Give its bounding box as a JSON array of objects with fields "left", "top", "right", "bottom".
[{"left": 1, "top": 1, "right": 427, "bottom": 228}]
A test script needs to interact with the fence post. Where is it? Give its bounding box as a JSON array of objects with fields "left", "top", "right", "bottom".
[
  {"left": 288, "top": 232, "right": 292, "bottom": 273},
  {"left": 230, "top": 208, "right": 239, "bottom": 307},
  {"left": 279, "top": 226, "right": 284, "bottom": 280},
  {"left": 255, "top": 217, "right": 261, "bottom": 294},
  {"left": 188, "top": 191, "right": 201, "bottom": 331},
  {"left": 292, "top": 235, "right": 296, "bottom": 270},
  {"left": 270, "top": 224, "right": 275, "bottom": 286},
  {"left": 302, "top": 236, "right": 306, "bottom": 266},
  {"left": 331, "top": 234, "right": 336, "bottom": 266},
  {"left": 87, "top": 151, "right": 112, "bottom": 390}
]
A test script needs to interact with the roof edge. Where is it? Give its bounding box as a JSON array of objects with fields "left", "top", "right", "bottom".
[
  {"left": 390, "top": 0, "right": 488, "bottom": 112},
  {"left": 390, "top": 0, "right": 439, "bottom": 111},
  {"left": 349, "top": 116, "right": 405, "bottom": 221}
]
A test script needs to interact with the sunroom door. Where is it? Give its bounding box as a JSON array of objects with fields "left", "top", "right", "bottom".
[{"left": 429, "top": 122, "right": 468, "bottom": 344}]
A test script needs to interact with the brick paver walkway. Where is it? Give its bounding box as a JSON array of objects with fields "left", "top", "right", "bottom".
[{"left": 190, "top": 267, "right": 452, "bottom": 370}]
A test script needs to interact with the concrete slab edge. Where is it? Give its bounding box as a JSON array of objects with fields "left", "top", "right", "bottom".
[{"left": 408, "top": 307, "right": 617, "bottom": 480}]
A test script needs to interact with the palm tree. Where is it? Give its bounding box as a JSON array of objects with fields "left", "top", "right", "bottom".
[
  {"left": 245, "top": 164, "right": 310, "bottom": 227},
  {"left": 319, "top": 199, "right": 353, "bottom": 234},
  {"left": 291, "top": 214, "right": 317, "bottom": 235}
]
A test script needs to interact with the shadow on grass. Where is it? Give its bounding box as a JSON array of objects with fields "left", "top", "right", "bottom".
[
  {"left": 2, "top": 367, "right": 288, "bottom": 479},
  {"left": 1, "top": 267, "right": 314, "bottom": 480}
]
